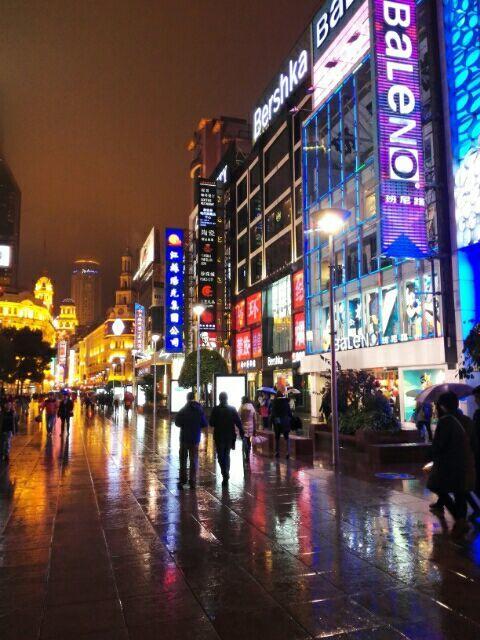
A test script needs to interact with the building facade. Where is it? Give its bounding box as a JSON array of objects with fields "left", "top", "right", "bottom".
[
  {"left": 71, "top": 259, "right": 102, "bottom": 328},
  {"left": 0, "top": 159, "right": 21, "bottom": 293}
]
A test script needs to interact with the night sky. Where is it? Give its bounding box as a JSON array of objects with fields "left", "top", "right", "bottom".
[{"left": 0, "top": 0, "right": 319, "bottom": 309}]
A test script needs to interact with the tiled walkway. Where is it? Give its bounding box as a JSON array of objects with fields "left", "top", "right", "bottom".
[{"left": 1, "top": 407, "right": 480, "bottom": 639}]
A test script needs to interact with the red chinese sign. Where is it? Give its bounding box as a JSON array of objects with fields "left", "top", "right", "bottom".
[
  {"left": 246, "top": 292, "right": 262, "bottom": 326},
  {"left": 252, "top": 327, "right": 262, "bottom": 358},
  {"left": 292, "top": 270, "right": 304, "bottom": 310},
  {"left": 234, "top": 299, "right": 246, "bottom": 331},
  {"left": 236, "top": 330, "right": 252, "bottom": 361},
  {"left": 293, "top": 312, "right": 305, "bottom": 351}
]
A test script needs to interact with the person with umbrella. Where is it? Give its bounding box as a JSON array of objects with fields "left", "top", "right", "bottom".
[
  {"left": 258, "top": 389, "right": 273, "bottom": 430},
  {"left": 427, "top": 391, "right": 476, "bottom": 538},
  {"left": 271, "top": 390, "right": 293, "bottom": 459}
]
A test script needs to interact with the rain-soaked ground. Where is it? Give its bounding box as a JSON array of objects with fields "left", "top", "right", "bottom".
[{"left": 1, "top": 406, "right": 480, "bottom": 639}]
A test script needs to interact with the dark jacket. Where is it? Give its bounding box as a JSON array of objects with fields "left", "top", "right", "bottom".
[
  {"left": 428, "top": 413, "right": 473, "bottom": 493},
  {"left": 58, "top": 398, "right": 74, "bottom": 418},
  {"left": 209, "top": 403, "right": 243, "bottom": 447},
  {"left": 175, "top": 400, "right": 207, "bottom": 446},
  {"left": 271, "top": 396, "right": 292, "bottom": 431},
  {"left": 1, "top": 409, "right": 18, "bottom": 433}
]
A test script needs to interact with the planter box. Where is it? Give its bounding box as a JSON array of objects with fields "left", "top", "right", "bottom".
[
  {"left": 252, "top": 429, "right": 314, "bottom": 460},
  {"left": 355, "top": 429, "right": 421, "bottom": 451},
  {"left": 368, "top": 442, "right": 432, "bottom": 464}
]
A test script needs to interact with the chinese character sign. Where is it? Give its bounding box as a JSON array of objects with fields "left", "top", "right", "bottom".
[
  {"left": 246, "top": 292, "right": 262, "bottom": 325},
  {"left": 134, "top": 303, "right": 146, "bottom": 352},
  {"left": 198, "top": 180, "right": 217, "bottom": 307},
  {"left": 252, "top": 327, "right": 262, "bottom": 358},
  {"left": 292, "top": 271, "right": 304, "bottom": 310},
  {"left": 372, "top": 0, "right": 428, "bottom": 258},
  {"left": 58, "top": 340, "right": 67, "bottom": 365},
  {"left": 165, "top": 229, "right": 185, "bottom": 353},
  {"left": 236, "top": 330, "right": 252, "bottom": 361},
  {"left": 234, "top": 300, "right": 246, "bottom": 331},
  {"left": 294, "top": 312, "right": 306, "bottom": 351}
]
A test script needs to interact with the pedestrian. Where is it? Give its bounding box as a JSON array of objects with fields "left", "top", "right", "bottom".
[
  {"left": 415, "top": 401, "right": 433, "bottom": 441},
  {"left": 472, "top": 386, "right": 480, "bottom": 504},
  {"left": 271, "top": 390, "right": 293, "bottom": 459},
  {"left": 58, "top": 392, "right": 74, "bottom": 435},
  {"left": 258, "top": 393, "right": 271, "bottom": 430},
  {"left": 174, "top": 391, "right": 207, "bottom": 489},
  {"left": 1, "top": 399, "right": 18, "bottom": 462},
  {"left": 42, "top": 392, "right": 58, "bottom": 435},
  {"left": 427, "top": 391, "right": 475, "bottom": 539},
  {"left": 239, "top": 396, "right": 257, "bottom": 464},
  {"left": 209, "top": 392, "right": 244, "bottom": 486}
]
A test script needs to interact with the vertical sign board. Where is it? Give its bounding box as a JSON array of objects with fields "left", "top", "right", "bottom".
[
  {"left": 165, "top": 229, "right": 185, "bottom": 353},
  {"left": 134, "top": 303, "right": 146, "bottom": 352},
  {"left": 371, "top": 0, "right": 428, "bottom": 258},
  {"left": 197, "top": 179, "right": 217, "bottom": 331}
]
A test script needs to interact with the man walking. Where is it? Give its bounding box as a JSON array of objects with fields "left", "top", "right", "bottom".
[
  {"left": 1, "top": 399, "right": 18, "bottom": 462},
  {"left": 58, "top": 391, "right": 74, "bottom": 435},
  {"left": 175, "top": 392, "right": 207, "bottom": 489},
  {"left": 209, "top": 392, "right": 243, "bottom": 486},
  {"left": 42, "top": 392, "right": 58, "bottom": 436}
]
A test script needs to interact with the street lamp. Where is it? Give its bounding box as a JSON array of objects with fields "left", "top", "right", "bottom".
[
  {"left": 315, "top": 208, "right": 350, "bottom": 468},
  {"left": 119, "top": 356, "right": 125, "bottom": 390},
  {"left": 192, "top": 304, "right": 205, "bottom": 402},
  {"left": 151, "top": 334, "right": 160, "bottom": 421}
]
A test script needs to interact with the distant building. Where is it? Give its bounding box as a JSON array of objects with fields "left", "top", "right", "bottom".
[
  {"left": 0, "top": 158, "right": 21, "bottom": 292},
  {"left": 71, "top": 259, "right": 102, "bottom": 327},
  {"left": 34, "top": 275, "right": 54, "bottom": 312},
  {"left": 54, "top": 298, "right": 78, "bottom": 340},
  {"left": 0, "top": 284, "right": 56, "bottom": 346}
]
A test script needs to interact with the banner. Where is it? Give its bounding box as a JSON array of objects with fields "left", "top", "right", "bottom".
[{"left": 165, "top": 229, "right": 185, "bottom": 353}]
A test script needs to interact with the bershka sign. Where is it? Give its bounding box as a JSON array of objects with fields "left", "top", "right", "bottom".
[
  {"left": 313, "top": 0, "right": 363, "bottom": 61},
  {"left": 372, "top": 0, "right": 428, "bottom": 258},
  {"left": 252, "top": 32, "right": 310, "bottom": 143}
]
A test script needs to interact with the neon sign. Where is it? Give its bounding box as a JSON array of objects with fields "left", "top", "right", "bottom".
[
  {"left": 197, "top": 180, "right": 217, "bottom": 331},
  {"left": 134, "top": 303, "right": 146, "bottom": 352},
  {"left": 372, "top": 0, "right": 428, "bottom": 258},
  {"left": 165, "top": 228, "right": 185, "bottom": 353}
]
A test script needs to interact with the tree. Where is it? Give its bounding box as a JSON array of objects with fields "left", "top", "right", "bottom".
[
  {"left": 459, "top": 323, "right": 480, "bottom": 379},
  {"left": 178, "top": 349, "right": 228, "bottom": 395},
  {"left": 0, "top": 327, "right": 55, "bottom": 391}
]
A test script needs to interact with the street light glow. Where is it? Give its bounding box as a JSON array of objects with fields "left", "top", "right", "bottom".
[
  {"left": 151, "top": 334, "right": 160, "bottom": 344},
  {"left": 193, "top": 304, "right": 205, "bottom": 317},
  {"left": 316, "top": 208, "right": 351, "bottom": 235}
]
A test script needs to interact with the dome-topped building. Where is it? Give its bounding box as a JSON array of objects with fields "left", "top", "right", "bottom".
[
  {"left": 55, "top": 298, "right": 78, "bottom": 339},
  {"left": 34, "top": 276, "right": 54, "bottom": 312}
]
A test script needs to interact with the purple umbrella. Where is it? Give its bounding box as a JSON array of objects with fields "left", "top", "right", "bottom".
[{"left": 415, "top": 383, "right": 474, "bottom": 405}]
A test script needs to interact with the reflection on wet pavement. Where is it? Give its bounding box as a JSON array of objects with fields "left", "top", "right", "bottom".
[{"left": 1, "top": 406, "right": 480, "bottom": 639}]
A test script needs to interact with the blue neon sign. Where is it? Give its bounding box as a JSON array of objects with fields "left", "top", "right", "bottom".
[{"left": 165, "top": 228, "right": 185, "bottom": 353}]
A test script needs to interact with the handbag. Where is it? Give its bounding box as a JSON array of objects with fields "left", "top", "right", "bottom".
[
  {"left": 34, "top": 414, "right": 43, "bottom": 423},
  {"left": 252, "top": 434, "right": 268, "bottom": 444}
]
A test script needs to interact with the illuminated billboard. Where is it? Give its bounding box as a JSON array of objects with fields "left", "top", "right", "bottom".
[
  {"left": 0, "top": 245, "right": 11, "bottom": 268},
  {"left": 372, "top": 0, "right": 428, "bottom": 258},
  {"left": 234, "top": 299, "right": 246, "bottom": 331},
  {"left": 165, "top": 228, "right": 185, "bottom": 353},
  {"left": 246, "top": 292, "right": 262, "bottom": 326},
  {"left": 197, "top": 180, "right": 217, "bottom": 331},
  {"left": 134, "top": 227, "right": 155, "bottom": 281},
  {"left": 236, "top": 330, "right": 252, "bottom": 361},
  {"left": 134, "top": 303, "right": 146, "bottom": 352}
]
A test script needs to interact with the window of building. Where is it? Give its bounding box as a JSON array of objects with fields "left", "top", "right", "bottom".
[
  {"left": 342, "top": 77, "right": 356, "bottom": 177},
  {"left": 264, "top": 161, "right": 291, "bottom": 209},
  {"left": 237, "top": 204, "right": 248, "bottom": 232},
  {"left": 249, "top": 191, "right": 262, "bottom": 222},
  {"left": 294, "top": 146, "right": 302, "bottom": 182},
  {"left": 250, "top": 253, "right": 262, "bottom": 284},
  {"left": 359, "top": 165, "right": 376, "bottom": 220},
  {"left": 330, "top": 94, "right": 342, "bottom": 189},
  {"left": 381, "top": 285, "right": 399, "bottom": 340},
  {"left": 346, "top": 243, "right": 359, "bottom": 281},
  {"left": 295, "top": 222, "right": 303, "bottom": 260},
  {"left": 250, "top": 162, "right": 260, "bottom": 192},
  {"left": 357, "top": 60, "right": 374, "bottom": 166},
  {"left": 362, "top": 234, "right": 377, "bottom": 275},
  {"left": 264, "top": 275, "right": 292, "bottom": 354},
  {"left": 264, "top": 127, "right": 289, "bottom": 175},
  {"left": 237, "top": 232, "right": 248, "bottom": 263},
  {"left": 335, "top": 248, "right": 344, "bottom": 285},
  {"left": 266, "top": 232, "right": 292, "bottom": 274},
  {"left": 237, "top": 264, "right": 248, "bottom": 293},
  {"left": 250, "top": 220, "right": 263, "bottom": 252},
  {"left": 265, "top": 196, "right": 292, "bottom": 242},
  {"left": 348, "top": 296, "right": 362, "bottom": 337},
  {"left": 237, "top": 175, "right": 247, "bottom": 204},
  {"left": 295, "top": 184, "right": 302, "bottom": 219}
]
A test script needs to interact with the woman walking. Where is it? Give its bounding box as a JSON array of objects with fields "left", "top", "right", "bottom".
[
  {"left": 271, "top": 390, "right": 292, "bottom": 459},
  {"left": 240, "top": 396, "right": 257, "bottom": 464}
]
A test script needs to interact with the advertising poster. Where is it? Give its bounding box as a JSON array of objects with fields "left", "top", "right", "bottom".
[
  {"left": 215, "top": 374, "right": 247, "bottom": 410},
  {"left": 293, "top": 312, "right": 306, "bottom": 351},
  {"left": 234, "top": 299, "right": 246, "bottom": 331},
  {"left": 292, "top": 270, "right": 305, "bottom": 310},
  {"left": 197, "top": 180, "right": 217, "bottom": 331},
  {"left": 236, "top": 330, "right": 252, "bottom": 361},
  {"left": 252, "top": 327, "right": 262, "bottom": 358}
]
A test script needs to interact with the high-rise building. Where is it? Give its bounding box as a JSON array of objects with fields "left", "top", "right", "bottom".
[
  {"left": 0, "top": 158, "right": 21, "bottom": 293},
  {"left": 71, "top": 259, "right": 102, "bottom": 328}
]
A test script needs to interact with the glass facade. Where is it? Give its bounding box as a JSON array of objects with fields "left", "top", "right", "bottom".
[{"left": 303, "top": 56, "right": 442, "bottom": 356}]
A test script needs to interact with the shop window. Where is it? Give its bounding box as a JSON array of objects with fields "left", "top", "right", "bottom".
[
  {"left": 295, "top": 222, "right": 303, "bottom": 260},
  {"left": 321, "top": 306, "right": 331, "bottom": 351},
  {"left": 264, "top": 275, "right": 292, "bottom": 354},
  {"left": 317, "top": 108, "right": 329, "bottom": 198},
  {"left": 250, "top": 162, "right": 260, "bottom": 192},
  {"left": 266, "top": 196, "right": 292, "bottom": 242},
  {"left": 237, "top": 204, "right": 248, "bottom": 232},
  {"left": 295, "top": 184, "right": 302, "bottom": 219},
  {"left": 348, "top": 296, "right": 362, "bottom": 337},
  {"left": 237, "top": 264, "right": 248, "bottom": 293},
  {"left": 266, "top": 232, "right": 292, "bottom": 274},
  {"left": 308, "top": 251, "right": 321, "bottom": 297},
  {"left": 264, "top": 162, "right": 291, "bottom": 209},
  {"left": 344, "top": 178, "right": 356, "bottom": 228},
  {"left": 237, "top": 175, "right": 247, "bottom": 205},
  {"left": 264, "top": 127, "right": 289, "bottom": 175},
  {"left": 363, "top": 289, "right": 380, "bottom": 346},
  {"left": 346, "top": 243, "right": 359, "bottom": 281},
  {"left": 304, "top": 117, "right": 318, "bottom": 210},
  {"left": 320, "top": 256, "right": 330, "bottom": 290},
  {"left": 330, "top": 94, "right": 342, "bottom": 189},
  {"left": 336, "top": 301, "right": 347, "bottom": 340},
  {"left": 335, "top": 248, "right": 344, "bottom": 285},
  {"left": 250, "top": 220, "right": 263, "bottom": 252},
  {"left": 237, "top": 232, "right": 248, "bottom": 262},
  {"left": 381, "top": 285, "right": 399, "bottom": 341},
  {"left": 342, "top": 77, "right": 356, "bottom": 177},
  {"left": 357, "top": 60, "right": 374, "bottom": 166},
  {"left": 249, "top": 191, "right": 262, "bottom": 222},
  {"left": 404, "top": 280, "right": 422, "bottom": 339},
  {"left": 362, "top": 234, "right": 377, "bottom": 274},
  {"left": 250, "top": 253, "right": 262, "bottom": 284}
]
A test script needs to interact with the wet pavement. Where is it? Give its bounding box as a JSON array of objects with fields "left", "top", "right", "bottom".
[{"left": 1, "top": 406, "right": 480, "bottom": 639}]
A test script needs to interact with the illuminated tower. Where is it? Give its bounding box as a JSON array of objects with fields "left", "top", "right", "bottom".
[
  {"left": 34, "top": 276, "right": 54, "bottom": 312},
  {"left": 71, "top": 259, "right": 102, "bottom": 328},
  {"left": 55, "top": 298, "right": 78, "bottom": 339}
]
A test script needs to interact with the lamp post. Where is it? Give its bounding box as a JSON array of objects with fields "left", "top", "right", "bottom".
[
  {"left": 151, "top": 334, "right": 160, "bottom": 421},
  {"left": 315, "top": 208, "right": 350, "bottom": 468},
  {"left": 192, "top": 304, "right": 205, "bottom": 402},
  {"left": 119, "top": 356, "right": 125, "bottom": 391}
]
